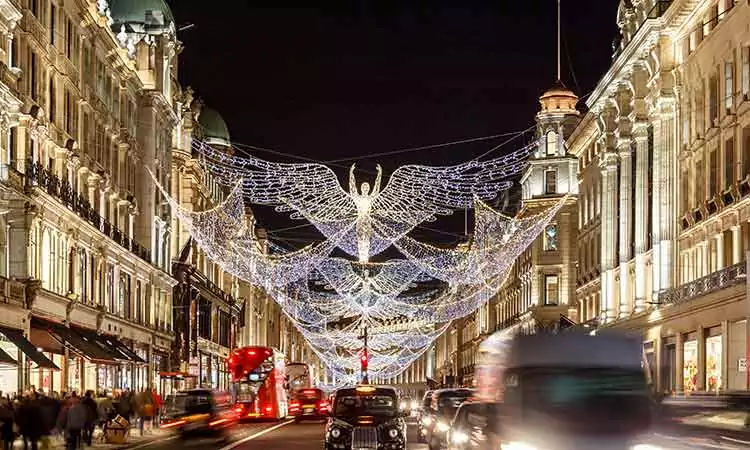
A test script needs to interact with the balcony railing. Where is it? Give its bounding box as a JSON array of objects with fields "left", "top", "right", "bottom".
[
  {"left": 25, "top": 160, "right": 152, "bottom": 265},
  {"left": 0, "top": 277, "right": 26, "bottom": 306},
  {"left": 191, "top": 270, "right": 236, "bottom": 306},
  {"left": 659, "top": 261, "right": 746, "bottom": 306}
]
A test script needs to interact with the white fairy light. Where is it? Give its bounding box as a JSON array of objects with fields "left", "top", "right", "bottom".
[{"left": 154, "top": 139, "right": 567, "bottom": 379}]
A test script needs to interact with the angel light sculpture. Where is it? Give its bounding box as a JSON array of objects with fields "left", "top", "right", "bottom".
[
  {"left": 193, "top": 140, "right": 532, "bottom": 261},
  {"left": 349, "top": 164, "right": 382, "bottom": 263}
]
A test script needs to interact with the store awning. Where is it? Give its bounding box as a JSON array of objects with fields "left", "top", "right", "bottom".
[
  {"left": 32, "top": 319, "right": 116, "bottom": 364},
  {"left": 0, "top": 346, "right": 16, "bottom": 366},
  {"left": 77, "top": 329, "right": 147, "bottom": 364},
  {"left": 0, "top": 326, "right": 59, "bottom": 370}
]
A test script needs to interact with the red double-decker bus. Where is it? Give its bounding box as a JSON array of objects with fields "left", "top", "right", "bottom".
[{"left": 228, "top": 346, "right": 288, "bottom": 420}]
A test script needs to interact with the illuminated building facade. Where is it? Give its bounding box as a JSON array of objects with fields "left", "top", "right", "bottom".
[
  {"left": 0, "top": 0, "right": 177, "bottom": 395},
  {"left": 414, "top": 0, "right": 750, "bottom": 395}
]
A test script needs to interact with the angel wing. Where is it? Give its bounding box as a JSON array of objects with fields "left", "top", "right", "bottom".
[
  {"left": 371, "top": 142, "right": 533, "bottom": 226},
  {"left": 193, "top": 140, "right": 356, "bottom": 222}
]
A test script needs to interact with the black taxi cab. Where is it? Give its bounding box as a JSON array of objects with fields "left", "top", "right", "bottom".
[
  {"left": 325, "top": 385, "right": 408, "bottom": 450},
  {"left": 160, "top": 389, "right": 238, "bottom": 440}
]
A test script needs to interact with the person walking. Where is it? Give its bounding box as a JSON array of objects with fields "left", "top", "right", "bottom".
[
  {"left": 80, "top": 392, "right": 97, "bottom": 446},
  {"left": 0, "top": 395, "right": 15, "bottom": 450},
  {"left": 57, "top": 393, "right": 88, "bottom": 450}
]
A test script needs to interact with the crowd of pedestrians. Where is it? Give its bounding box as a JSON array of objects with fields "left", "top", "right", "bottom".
[{"left": 0, "top": 388, "right": 162, "bottom": 450}]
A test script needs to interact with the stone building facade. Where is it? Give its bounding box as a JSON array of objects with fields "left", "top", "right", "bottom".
[
  {"left": 0, "top": 0, "right": 317, "bottom": 396},
  {"left": 411, "top": 0, "right": 750, "bottom": 395}
]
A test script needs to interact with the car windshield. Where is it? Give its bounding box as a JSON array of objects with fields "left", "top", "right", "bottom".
[
  {"left": 335, "top": 395, "right": 396, "bottom": 417},
  {"left": 506, "top": 368, "right": 651, "bottom": 435},
  {"left": 437, "top": 391, "right": 473, "bottom": 417},
  {"left": 167, "top": 392, "right": 214, "bottom": 415}
]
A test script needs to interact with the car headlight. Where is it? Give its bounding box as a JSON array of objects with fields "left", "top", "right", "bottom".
[
  {"left": 435, "top": 421, "right": 450, "bottom": 433},
  {"left": 501, "top": 443, "right": 537, "bottom": 450},
  {"left": 410, "top": 400, "right": 418, "bottom": 410},
  {"left": 451, "top": 431, "right": 469, "bottom": 444},
  {"left": 388, "top": 428, "right": 399, "bottom": 439},
  {"left": 399, "top": 401, "right": 407, "bottom": 410},
  {"left": 330, "top": 428, "right": 342, "bottom": 439},
  {"left": 421, "top": 416, "right": 432, "bottom": 426}
]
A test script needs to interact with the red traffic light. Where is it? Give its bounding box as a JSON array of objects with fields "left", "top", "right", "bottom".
[{"left": 360, "top": 350, "right": 368, "bottom": 369}]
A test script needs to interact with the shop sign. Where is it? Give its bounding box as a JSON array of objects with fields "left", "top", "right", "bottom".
[{"left": 739, "top": 358, "right": 747, "bottom": 372}]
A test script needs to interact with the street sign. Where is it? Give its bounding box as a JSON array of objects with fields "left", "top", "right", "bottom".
[{"left": 739, "top": 358, "right": 747, "bottom": 372}]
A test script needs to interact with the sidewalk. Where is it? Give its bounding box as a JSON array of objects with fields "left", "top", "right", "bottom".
[{"left": 12, "top": 427, "right": 174, "bottom": 450}]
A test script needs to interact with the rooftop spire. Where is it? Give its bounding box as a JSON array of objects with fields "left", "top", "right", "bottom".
[{"left": 557, "top": 0, "right": 561, "bottom": 82}]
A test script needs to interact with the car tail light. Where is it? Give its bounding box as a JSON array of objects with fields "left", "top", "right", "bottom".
[
  {"left": 265, "top": 406, "right": 273, "bottom": 413},
  {"left": 160, "top": 420, "right": 185, "bottom": 429}
]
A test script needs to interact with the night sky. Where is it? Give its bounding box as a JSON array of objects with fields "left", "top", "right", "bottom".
[{"left": 168, "top": 0, "right": 619, "bottom": 247}]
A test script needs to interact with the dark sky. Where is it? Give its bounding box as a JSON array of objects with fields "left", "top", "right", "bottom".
[{"left": 169, "top": 0, "right": 619, "bottom": 246}]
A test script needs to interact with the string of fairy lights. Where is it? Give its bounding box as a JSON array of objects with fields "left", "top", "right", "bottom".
[{"left": 155, "top": 139, "right": 563, "bottom": 381}]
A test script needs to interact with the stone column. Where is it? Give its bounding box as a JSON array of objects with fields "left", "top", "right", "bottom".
[
  {"left": 701, "top": 241, "right": 709, "bottom": 278},
  {"left": 658, "top": 96, "right": 678, "bottom": 291},
  {"left": 716, "top": 233, "right": 725, "bottom": 270},
  {"left": 651, "top": 105, "right": 662, "bottom": 301},
  {"left": 598, "top": 104, "right": 619, "bottom": 323},
  {"left": 618, "top": 147, "right": 633, "bottom": 317}
]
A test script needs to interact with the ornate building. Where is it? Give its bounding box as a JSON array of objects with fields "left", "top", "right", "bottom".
[
  {"left": 426, "top": 0, "right": 750, "bottom": 395},
  {"left": 0, "top": 0, "right": 177, "bottom": 395},
  {"left": 0, "top": 0, "right": 317, "bottom": 396}
]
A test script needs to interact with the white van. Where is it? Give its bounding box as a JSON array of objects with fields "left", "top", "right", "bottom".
[{"left": 476, "top": 331, "right": 654, "bottom": 450}]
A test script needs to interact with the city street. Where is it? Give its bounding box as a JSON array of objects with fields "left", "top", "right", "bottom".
[
  {"left": 117, "top": 419, "right": 750, "bottom": 450},
  {"left": 133, "top": 420, "right": 427, "bottom": 450}
]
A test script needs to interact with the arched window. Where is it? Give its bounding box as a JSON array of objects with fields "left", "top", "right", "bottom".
[
  {"left": 78, "top": 248, "right": 88, "bottom": 303},
  {"left": 546, "top": 131, "right": 558, "bottom": 156}
]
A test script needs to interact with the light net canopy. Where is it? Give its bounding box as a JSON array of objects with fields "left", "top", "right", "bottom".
[{"left": 158, "top": 140, "right": 564, "bottom": 381}]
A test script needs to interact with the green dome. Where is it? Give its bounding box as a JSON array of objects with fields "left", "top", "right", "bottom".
[
  {"left": 198, "top": 108, "right": 231, "bottom": 147},
  {"left": 108, "top": 0, "right": 174, "bottom": 26}
]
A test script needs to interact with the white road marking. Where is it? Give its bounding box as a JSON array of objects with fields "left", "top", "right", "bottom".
[
  {"left": 127, "top": 435, "right": 179, "bottom": 450},
  {"left": 219, "top": 420, "right": 295, "bottom": 450},
  {"left": 721, "top": 436, "right": 750, "bottom": 446}
]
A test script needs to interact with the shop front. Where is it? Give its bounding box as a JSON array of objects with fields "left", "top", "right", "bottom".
[
  {"left": 29, "top": 317, "right": 149, "bottom": 393},
  {"left": 0, "top": 325, "right": 60, "bottom": 394}
]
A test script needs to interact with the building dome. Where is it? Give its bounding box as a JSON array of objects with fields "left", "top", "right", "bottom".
[
  {"left": 538, "top": 80, "right": 579, "bottom": 115},
  {"left": 108, "top": 0, "right": 174, "bottom": 27},
  {"left": 198, "top": 108, "right": 231, "bottom": 147}
]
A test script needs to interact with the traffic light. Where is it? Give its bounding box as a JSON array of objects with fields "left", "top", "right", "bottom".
[{"left": 360, "top": 349, "right": 368, "bottom": 371}]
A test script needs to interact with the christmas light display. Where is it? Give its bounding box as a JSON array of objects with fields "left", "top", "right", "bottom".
[
  {"left": 192, "top": 140, "right": 531, "bottom": 262},
  {"left": 156, "top": 139, "right": 565, "bottom": 380}
]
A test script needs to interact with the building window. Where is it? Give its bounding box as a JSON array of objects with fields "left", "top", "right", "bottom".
[
  {"left": 743, "top": 47, "right": 750, "bottom": 98},
  {"left": 544, "top": 275, "right": 559, "bottom": 306},
  {"left": 682, "top": 170, "right": 690, "bottom": 214},
  {"left": 709, "top": 73, "right": 719, "bottom": 127},
  {"left": 50, "top": 3, "right": 56, "bottom": 46},
  {"left": 30, "top": 53, "right": 38, "bottom": 101},
  {"left": 744, "top": 127, "right": 750, "bottom": 178},
  {"left": 647, "top": 125, "right": 653, "bottom": 250},
  {"left": 725, "top": 61, "right": 734, "bottom": 112},
  {"left": 546, "top": 131, "right": 557, "bottom": 156},
  {"left": 709, "top": 149, "right": 718, "bottom": 196},
  {"left": 135, "top": 280, "right": 142, "bottom": 324},
  {"left": 544, "top": 169, "right": 557, "bottom": 194},
  {"left": 107, "top": 263, "right": 115, "bottom": 312},
  {"left": 696, "top": 159, "right": 705, "bottom": 204},
  {"left": 543, "top": 224, "right": 558, "bottom": 251},
  {"left": 78, "top": 248, "right": 87, "bottom": 304},
  {"left": 48, "top": 77, "right": 55, "bottom": 123},
  {"left": 725, "top": 137, "right": 735, "bottom": 187}
]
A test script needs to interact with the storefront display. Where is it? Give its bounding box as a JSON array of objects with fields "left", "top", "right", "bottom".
[
  {"left": 683, "top": 340, "right": 698, "bottom": 393},
  {"left": 706, "top": 335, "right": 722, "bottom": 391}
]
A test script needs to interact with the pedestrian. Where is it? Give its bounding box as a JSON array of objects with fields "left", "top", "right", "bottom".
[
  {"left": 0, "top": 395, "right": 14, "bottom": 450},
  {"left": 57, "top": 393, "right": 87, "bottom": 450},
  {"left": 18, "top": 392, "right": 42, "bottom": 450},
  {"left": 80, "top": 391, "right": 97, "bottom": 446}
]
